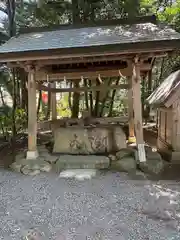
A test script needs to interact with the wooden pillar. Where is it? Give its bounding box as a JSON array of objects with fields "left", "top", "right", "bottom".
[
  {"left": 132, "top": 57, "right": 146, "bottom": 162},
  {"left": 127, "top": 77, "right": 136, "bottom": 143},
  {"left": 51, "top": 82, "right": 57, "bottom": 120},
  {"left": 26, "top": 67, "right": 38, "bottom": 159}
]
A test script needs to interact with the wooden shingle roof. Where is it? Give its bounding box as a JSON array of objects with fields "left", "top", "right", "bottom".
[
  {"left": 0, "top": 17, "right": 180, "bottom": 55},
  {"left": 147, "top": 70, "right": 180, "bottom": 107},
  {"left": 0, "top": 15, "right": 180, "bottom": 63}
]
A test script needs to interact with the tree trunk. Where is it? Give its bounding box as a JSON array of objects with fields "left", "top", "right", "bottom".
[
  {"left": 0, "top": 86, "right": 5, "bottom": 106},
  {"left": 68, "top": 81, "right": 73, "bottom": 111},
  {"left": 83, "top": 78, "right": 89, "bottom": 111},
  {"left": 89, "top": 1, "right": 95, "bottom": 21},
  {"left": 71, "top": 81, "right": 80, "bottom": 118},
  {"left": 6, "top": 0, "right": 16, "bottom": 159},
  {"left": 158, "top": 57, "right": 165, "bottom": 87},
  {"left": 148, "top": 70, "right": 152, "bottom": 96},
  {"left": 108, "top": 78, "right": 120, "bottom": 117},
  {"left": 12, "top": 68, "right": 17, "bottom": 137},
  {"left": 16, "top": 68, "right": 21, "bottom": 108},
  {"left": 7, "top": 0, "right": 16, "bottom": 37},
  {"left": 20, "top": 69, "right": 28, "bottom": 110},
  {"left": 72, "top": 0, "right": 80, "bottom": 24},
  {"left": 100, "top": 78, "right": 112, "bottom": 117},
  {"left": 88, "top": 80, "right": 93, "bottom": 116},
  {"left": 93, "top": 78, "right": 101, "bottom": 117}
]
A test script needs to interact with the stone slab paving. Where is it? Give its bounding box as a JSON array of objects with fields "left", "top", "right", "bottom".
[{"left": 0, "top": 169, "right": 180, "bottom": 240}]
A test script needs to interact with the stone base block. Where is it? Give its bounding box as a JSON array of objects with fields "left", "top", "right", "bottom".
[
  {"left": 10, "top": 157, "right": 52, "bottom": 175},
  {"left": 53, "top": 126, "right": 127, "bottom": 154},
  {"left": 59, "top": 169, "right": 97, "bottom": 180},
  {"left": 55, "top": 155, "right": 110, "bottom": 173},
  {"left": 26, "top": 150, "right": 39, "bottom": 160}
]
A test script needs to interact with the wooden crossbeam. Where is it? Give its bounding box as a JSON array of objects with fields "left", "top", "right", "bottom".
[
  {"left": 3, "top": 48, "right": 170, "bottom": 64},
  {"left": 35, "top": 57, "right": 155, "bottom": 66},
  {"left": 35, "top": 62, "right": 153, "bottom": 81},
  {"left": 37, "top": 83, "right": 129, "bottom": 93},
  {"left": 52, "top": 116, "right": 128, "bottom": 125},
  {"left": 35, "top": 68, "right": 132, "bottom": 81},
  {"left": 7, "top": 52, "right": 166, "bottom": 68},
  {"left": 37, "top": 116, "right": 128, "bottom": 130}
]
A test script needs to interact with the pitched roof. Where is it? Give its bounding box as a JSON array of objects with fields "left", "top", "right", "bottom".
[
  {"left": 0, "top": 20, "right": 180, "bottom": 55},
  {"left": 147, "top": 70, "right": 180, "bottom": 107}
]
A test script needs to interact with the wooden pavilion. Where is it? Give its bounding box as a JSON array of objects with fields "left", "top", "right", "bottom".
[{"left": 0, "top": 15, "right": 180, "bottom": 163}]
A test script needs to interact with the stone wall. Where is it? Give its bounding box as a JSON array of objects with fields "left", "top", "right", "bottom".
[{"left": 53, "top": 125, "right": 127, "bottom": 154}]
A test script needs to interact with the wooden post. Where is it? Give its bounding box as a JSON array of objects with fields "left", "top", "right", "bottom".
[
  {"left": 51, "top": 82, "right": 57, "bottom": 120},
  {"left": 26, "top": 66, "right": 38, "bottom": 159},
  {"left": 132, "top": 57, "right": 146, "bottom": 162},
  {"left": 127, "top": 77, "right": 136, "bottom": 143}
]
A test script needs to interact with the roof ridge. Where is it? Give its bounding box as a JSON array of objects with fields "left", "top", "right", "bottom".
[{"left": 19, "top": 15, "right": 157, "bottom": 35}]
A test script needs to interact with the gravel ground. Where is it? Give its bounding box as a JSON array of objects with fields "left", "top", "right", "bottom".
[{"left": 0, "top": 169, "right": 180, "bottom": 240}]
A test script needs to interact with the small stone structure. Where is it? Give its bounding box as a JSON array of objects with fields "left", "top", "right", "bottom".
[{"left": 53, "top": 125, "right": 127, "bottom": 154}]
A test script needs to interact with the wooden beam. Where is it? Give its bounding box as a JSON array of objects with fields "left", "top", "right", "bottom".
[
  {"left": 44, "top": 62, "right": 151, "bottom": 73},
  {"left": 0, "top": 47, "right": 172, "bottom": 63},
  {"left": 7, "top": 53, "right": 165, "bottom": 68},
  {"left": 51, "top": 116, "right": 128, "bottom": 125},
  {"left": 127, "top": 76, "right": 136, "bottom": 143},
  {"left": 37, "top": 116, "right": 128, "bottom": 130},
  {"left": 45, "top": 63, "right": 129, "bottom": 74},
  {"left": 37, "top": 83, "right": 129, "bottom": 93},
  {"left": 35, "top": 63, "right": 153, "bottom": 81},
  {"left": 132, "top": 57, "right": 146, "bottom": 162},
  {"left": 36, "top": 71, "right": 128, "bottom": 81},
  {"left": 27, "top": 68, "right": 38, "bottom": 159},
  {"left": 34, "top": 56, "right": 155, "bottom": 66}
]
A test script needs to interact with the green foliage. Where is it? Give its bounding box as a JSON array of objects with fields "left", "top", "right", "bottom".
[
  {"left": 57, "top": 93, "right": 71, "bottom": 118},
  {"left": 0, "top": 106, "right": 27, "bottom": 140},
  {"left": 0, "top": 68, "right": 13, "bottom": 97}
]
